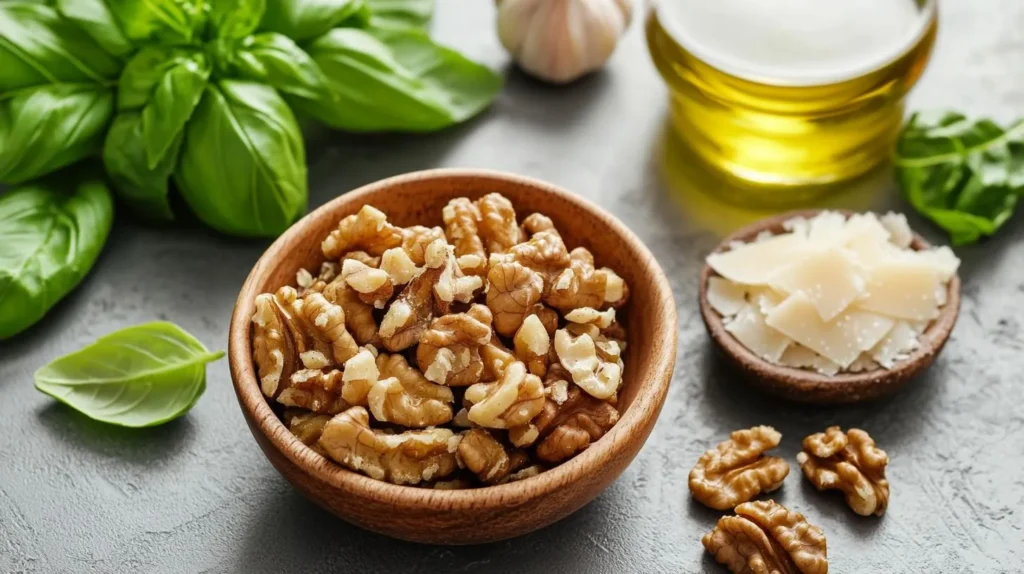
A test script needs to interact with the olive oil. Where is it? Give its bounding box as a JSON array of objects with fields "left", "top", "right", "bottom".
[{"left": 647, "top": 0, "right": 937, "bottom": 198}]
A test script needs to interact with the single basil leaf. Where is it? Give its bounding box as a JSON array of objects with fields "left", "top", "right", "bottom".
[
  {"left": 895, "top": 111, "right": 1024, "bottom": 245},
  {"left": 55, "top": 0, "right": 134, "bottom": 59},
  {"left": 118, "top": 46, "right": 210, "bottom": 168},
  {"left": 34, "top": 321, "right": 222, "bottom": 427},
  {"left": 297, "top": 27, "right": 501, "bottom": 132},
  {"left": 259, "top": 0, "right": 368, "bottom": 42},
  {"left": 102, "top": 112, "right": 179, "bottom": 220},
  {"left": 209, "top": 0, "right": 265, "bottom": 39},
  {"left": 0, "top": 84, "right": 114, "bottom": 184},
  {"left": 366, "top": 0, "right": 433, "bottom": 29},
  {"left": 0, "top": 169, "right": 114, "bottom": 339},
  {"left": 232, "top": 33, "right": 332, "bottom": 101},
  {"left": 0, "top": 2, "right": 121, "bottom": 91},
  {"left": 106, "top": 0, "right": 206, "bottom": 45},
  {"left": 175, "top": 80, "right": 307, "bottom": 237}
]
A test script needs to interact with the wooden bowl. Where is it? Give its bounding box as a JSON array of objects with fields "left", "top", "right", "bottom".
[
  {"left": 699, "top": 210, "right": 960, "bottom": 404},
  {"left": 228, "top": 169, "right": 677, "bottom": 544}
]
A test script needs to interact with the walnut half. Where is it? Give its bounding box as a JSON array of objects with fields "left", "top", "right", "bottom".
[
  {"left": 797, "top": 426, "right": 890, "bottom": 517},
  {"left": 703, "top": 500, "right": 828, "bottom": 574},
  {"left": 688, "top": 426, "right": 790, "bottom": 510}
]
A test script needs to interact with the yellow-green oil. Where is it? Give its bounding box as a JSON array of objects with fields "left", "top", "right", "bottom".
[{"left": 647, "top": 0, "right": 938, "bottom": 201}]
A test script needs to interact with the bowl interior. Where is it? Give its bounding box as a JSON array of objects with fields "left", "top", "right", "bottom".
[{"left": 231, "top": 169, "right": 677, "bottom": 506}]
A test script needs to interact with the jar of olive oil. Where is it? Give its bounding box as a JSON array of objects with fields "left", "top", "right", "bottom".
[{"left": 647, "top": 0, "right": 937, "bottom": 197}]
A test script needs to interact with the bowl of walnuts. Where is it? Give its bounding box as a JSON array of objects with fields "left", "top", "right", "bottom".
[{"left": 228, "top": 168, "right": 677, "bottom": 544}]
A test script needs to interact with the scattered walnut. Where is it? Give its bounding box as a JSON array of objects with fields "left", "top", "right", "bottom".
[
  {"left": 476, "top": 193, "right": 523, "bottom": 253},
  {"left": 533, "top": 379, "right": 619, "bottom": 463},
  {"left": 318, "top": 407, "right": 456, "bottom": 485},
  {"left": 514, "top": 314, "right": 550, "bottom": 377},
  {"left": 456, "top": 429, "right": 513, "bottom": 484},
  {"left": 798, "top": 427, "right": 890, "bottom": 516},
  {"left": 402, "top": 225, "right": 447, "bottom": 265},
  {"left": 416, "top": 304, "right": 493, "bottom": 386},
  {"left": 553, "top": 329, "right": 622, "bottom": 400},
  {"left": 341, "top": 259, "right": 393, "bottom": 309},
  {"left": 547, "top": 247, "right": 629, "bottom": 311},
  {"left": 342, "top": 250, "right": 380, "bottom": 268},
  {"left": 487, "top": 261, "right": 544, "bottom": 336},
  {"left": 321, "top": 280, "right": 379, "bottom": 345},
  {"left": 443, "top": 198, "right": 487, "bottom": 276},
  {"left": 465, "top": 361, "right": 545, "bottom": 429},
  {"left": 322, "top": 206, "right": 403, "bottom": 259},
  {"left": 380, "top": 247, "right": 420, "bottom": 285},
  {"left": 340, "top": 348, "right": 379, "bottom": 405},
  {"left": 703, "top": 500, "right": 828, "bottom": 574},
  {"left": 521, "top": 212, "right": 557, "bottom": 236},
  {"left": 688, "top": 426, "right": 790, "bottom": 511},
  {"left": 277, "top": 368, "right": 349, "bottom": 414}
]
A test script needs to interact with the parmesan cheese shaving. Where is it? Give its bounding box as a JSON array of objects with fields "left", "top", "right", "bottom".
[
  {"left": 706, "top": 233, "right": 809, "bottom": 285},
  {"left": 769, "top": 248, "right": 864, "bottom": 321},
  {"left": 707, "top": 277, "right": 747, "bottom": 316},
  {"left": 766, "top": 292, "right": 893, "bottom": 368},
  {"left": 725, "top": 304, "right": 790, "bottom": 363}
]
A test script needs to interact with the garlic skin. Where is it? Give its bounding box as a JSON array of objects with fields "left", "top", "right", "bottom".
[{"left": 497, "top": 0, "right": 635, "bottom": 84}]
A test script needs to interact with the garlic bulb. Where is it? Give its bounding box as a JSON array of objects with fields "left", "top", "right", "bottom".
[{"left": 497, "top": 0, "right": 635, "bottom": 84}]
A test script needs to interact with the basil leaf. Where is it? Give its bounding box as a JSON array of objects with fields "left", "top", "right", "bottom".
[
  {"left": 209, "top": 0, "right": 265, "bottom": 39},
  {"left": 106, "top": 0, "right": 206, "bottom": 45},
  {"left": 0, "top": 2, "right": 121, "bottom": 91},
  {"left": 55, "top": 0, "right": 134, "bottom": 59},
  {"left": 366, "top": 0, "right": 433, "bottom": 29},
  {"left": 0, "top": 169, "right": 114, "bottom": 340},
  {"left": 102, "top": 112, "right": 179, "bottom": 220},
  {"left": 259, "top": 0, "right": 368, "bottom": 42},
  {"left": 175, "top": 80, "right": 307, "bottom": 237},
  {"left": 232, "top": 33, "right": 332, "bottom": 101},
  {"left": 34, "top": 321, "right": 222, "bottom": 427},
  {"left": 0, "top": 84, "right": 114, "bottom": 184},
  {"left": 297, "top": 27, "right": 501, "bottom": 132},
  {"left": 895, "top": 111, "right": 1024, "bottom": 245},
  {"left": 118, "top": 46, "right": 210, "bottom": 168}
]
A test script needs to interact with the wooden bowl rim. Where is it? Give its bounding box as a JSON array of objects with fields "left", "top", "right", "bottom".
[
  {"left": 228, "top": 168, "right": 678, "bottom": 510},
  {"left": 698, "top": 209, "right": 960, "bottom": 398}
]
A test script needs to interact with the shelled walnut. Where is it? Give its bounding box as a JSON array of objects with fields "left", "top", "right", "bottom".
[
  {"left": 703, "top": 500, "right": 828, "bottom": 574},
  {"left": 252, "top": 192, "right": 631, "bottom": 488},
  {"left": 689, "top": 426, "right": 790, "bottom": 510},
  {"left": 798, "top": 427, "right": 890, "bottom": 516}
]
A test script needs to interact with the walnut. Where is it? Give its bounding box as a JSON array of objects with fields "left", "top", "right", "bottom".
[
  {"left": 342, "top": 250, "right": 380, "bottom": 268},
  {"left": 553, "top": 329, "right": 622, "bottom": 400},
  {"left": 688, "top": 426, "right": 790, "bottom": 511},
  {"left": 443, "top": 198, "right": 487, "bottom": 276},
  {"left": 401, "top": 225, "right": 447, "bottom": 265},
  {"left": 290, "top": 291, "right": 360, "bottom": 365},
  {"left": 322, "top": 206, "right": 403, "bottom": 258},
  {"left": 340, "top": 348, "right": 379, "bottom": 405},
  {"left": 379, "top": 249, "right": 447, "bottom": 351},
  {"left": 367, "top": 353, "right": 454, "bottom": 427},
  {"left": 532, "top": 377, "right": 619, "bottom": 463},
  {"left": 416, "top": 304, "right": 493, "bottom": 386},
  {"left": 506, "top": 464, "right": 544, "bottom": 482},
  {"left": 318, "top": 407, "right": 457, "bottom": 485},
  {"left": 486, "top": 261, "right": 544, "bottom": 336},
  {"left": 797, "top": 427, "right": 890, "bottom": 517},
  {"left": 465, "top": 361, "right": 545, "bottom": 429},
  {"left": 432, "top": 478, "right": 475, "bottom": 490},
  {"left": 285, "top": 410, "right": 330, "bottom": 451},
  {"left": 527, "top": 303, "right": 559, "bottom": 336},
  {"left": 341, "top": 259, "right": 393, "bottom": 309},
  {"left": 380, "top": 247, "right": 420, "bottom": 285},
  {"left": 456, "top": 429, "right": 513, "bottom": 485},
  {"left": 480, "top": 333, "right": 517, "bottom": 380},
  {"left": 547, "top": 247, "right": 629, "bottom": 311},
  {"left": 476, "top": 192, "right": 523, "bottom": 253},
  {"left": 509, "top": 230, "right": 570, "bottom": 292},
  {"left": 514, "top": 314, "right": 550, "bottom": 377},
  {"left": 703, "top": 500, "right": 828, "bottom": 574},
  {"left": 321, "top": 280, "right": 378, "bottom": 345},
  {"left": 252, "top": 289, "right": 300, "bottom": 398},
  {"left": 432, "top": 240, "right": 483, "bottom": 305},
  {"left": 565, "top": 306, "right": 616, "bottom": 328},
  {"left": 521, "top": 212, "right": 557, "bottom": 236},
  {"left": 277, "top": 368, "right": 349, "bottom": 414}
]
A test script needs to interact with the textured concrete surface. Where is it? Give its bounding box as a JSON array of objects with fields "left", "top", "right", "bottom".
[{"left": 2, "top": 1, "right": 1023, "bottom": 572}]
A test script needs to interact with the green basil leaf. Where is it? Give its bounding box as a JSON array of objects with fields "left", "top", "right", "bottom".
[
  {"left": 0, "top": 84, "right": 114, "bottom": 184},
  {"left": 232, "top": 33, "right": 331, "bottom": 101},
  {"left": 175, "top": 80, "right": 307, "bottom": 237},
  {"left": 895, "top": 111, "right": 1024, "bottom": 245},
  {"left": 296, "top": 27, "right": 500, "bottom": 132},
  {"left": 366, "top": 0, "right": 433, "bottom": 29},
  {"left": 102, "top": 112, "right": 179, "bottom": 220},
  {"left": 209, "top": 0, "right": 265, "bottom": 39},
  {"left": 34, "top": 321, "right": 222, "bottom": 427},
  {"left": 55, "top": 0, "right": 134, "bottom": 59},
  {"left": 106, "top": 0, "right": 206, "bottom": 45},
  {"left": 259, "top": 0, "right": 368, "bottom": 42},
  {"left": 0, "top": 168, "right": 114, "bottom": 339},
  {"left": 0, "top": 2, "right": 121, "bottom": 91},
  {"left": 118, "top": 46, "right": 210, "bottom": 168}
]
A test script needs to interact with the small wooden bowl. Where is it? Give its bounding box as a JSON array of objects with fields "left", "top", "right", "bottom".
[
  {"left": 699, "top": 210, "right": 960, "bottom": 404},
  {"left": 228, "top": 169, "right": 677, "bottom": 544}
]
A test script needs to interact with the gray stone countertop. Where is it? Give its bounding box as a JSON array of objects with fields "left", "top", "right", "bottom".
[{"left": 2, "top": 1, "right": 1022, "bottom": 572}]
